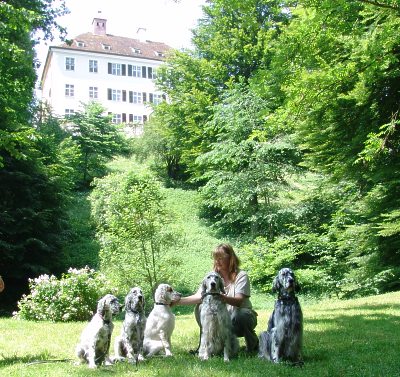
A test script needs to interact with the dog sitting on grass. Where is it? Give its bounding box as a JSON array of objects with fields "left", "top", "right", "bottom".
[
  {"left": 258, "top": 268, "right": 303, "bottom": 364},
  {"left": 114, "top": 287, "right": 146, "bottom": 363},
  {"left": 76, "top": 294, "right": 121, "bottom": 368}
]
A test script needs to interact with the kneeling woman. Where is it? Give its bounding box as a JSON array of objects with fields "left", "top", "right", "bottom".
[{"left": 173, "top": 243, "right": 259, "bottom": 354}]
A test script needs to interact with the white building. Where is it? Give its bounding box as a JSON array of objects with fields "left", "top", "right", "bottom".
[{"left": 40, "top": 18, "right": 172, "bottom": 135}]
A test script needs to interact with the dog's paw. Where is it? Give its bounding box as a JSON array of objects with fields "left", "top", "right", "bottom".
[{"left": 111, "top": 356, "right": 125, "bottom": 363}]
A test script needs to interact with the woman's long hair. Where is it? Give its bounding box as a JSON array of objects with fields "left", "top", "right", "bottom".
[{"left": 212, "top": 243, "right": 240, "bottom": 281}]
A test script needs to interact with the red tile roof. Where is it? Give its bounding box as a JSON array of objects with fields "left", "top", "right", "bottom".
[{"left": 57, "top": 32, "right": 173, "bottom": 61}]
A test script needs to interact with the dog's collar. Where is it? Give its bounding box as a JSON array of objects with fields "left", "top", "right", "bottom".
[
  {"left": 98, "top": 313, "right": 112, "bottom": 324},
  {"left": 155, "top": 302, "right": 169, "bottom": 306},
  {"left": 277, "top": 295, "right": 298, "bottom": 303}
]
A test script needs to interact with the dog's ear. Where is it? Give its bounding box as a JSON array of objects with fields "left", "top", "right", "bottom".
[
  {"left": 97, "top": 297, "right": 106, "bottom": 316},
  {"left": 218, "top": 276, "right": 226, "bottom": 294},
  {"left": 295, "top": 280, "right": 301, "bottom": 293},
  {"left": 201, "top": 277, "right": 207, "bottom": 297},
  {"left": 272, "top": 275, "right": 280, "bottom": 293}
]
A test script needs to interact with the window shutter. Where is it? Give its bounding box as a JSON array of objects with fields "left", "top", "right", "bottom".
[
  {"left": 142, "top": 66, "right": 147, "bottom": 78},
  {"left": 142, "top": 92, "right": 147, "bottom": 102},
  {"left": 122, "top": 113, "right": 126, "bottom": 122},
  {"left": 129, "top": 114, "right": 133, "bottom": 122},
  {"left": 122, "top": 90, "right": 127, "bottom": 102},
  {"left": 149, "top": 93, "right": 154, "bottom": 103},
  {"left": 122, "top": 64, "right": 126, "bottom": 76},
  {"left": 162, "top": 94, "right": 166, "bottom": 101},
  {"left": 108, "top": 63, "right": 112, "bottom": 74},
  {"left": 128, "top": 65, "right": 132, "bottom": 76},
  {"left": 129, "top": 91, "right": 133, "bottom": 103},
  {"left": 107, "top": 88, "right": 112, "bottom": 100},
  {"left": 147, "top": 67, "right": 152, "bottom": 79},
  {"left": 143, "top": 115, "right": 148, "bottom": 123}
]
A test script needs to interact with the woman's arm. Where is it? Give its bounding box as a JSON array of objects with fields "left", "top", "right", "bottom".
[
  {"left": 171, "top": 290, "right": 202, "bottom": 306},
  {"left": 220, "top": 292, "right": 245, "bottom": 307},
  {"left": 178, "top": 293, "right": 202, "bottom": 305}
]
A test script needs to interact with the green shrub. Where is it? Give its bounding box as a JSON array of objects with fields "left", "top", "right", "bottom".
[
  {"left": 240, "top": 232, "right": 341, "bottom": 296},
  {"left": 14, "top": 267, "right": 115, "bottom": 322}
]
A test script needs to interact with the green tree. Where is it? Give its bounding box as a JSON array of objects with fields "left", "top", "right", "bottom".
[
  {"left": 0, "top": 0, "right": 66, "bottom": 166},
  {"left": 268, "top": 0, "right": 400, "bottom": 294},
  {"left": 197, "top": 84, "right": 301, "bottom": 238},
  {"left": 152, "top": 0, "right": 291, "bottom": 180},
  {"left": 67, "top": 101, "right": 127, "bottom": 186},
  {"left": 0, "top": 0, "right": 68, "bottom": 311},
  {"left": 90, "top": 170, "right": 181, "bottom": 296}
]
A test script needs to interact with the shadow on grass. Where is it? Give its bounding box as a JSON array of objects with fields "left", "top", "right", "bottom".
[
  {"left": 303, "top": 308, "right": 400, "bottom": 372},
  {"left": 0, "top": 351, "right": 69, "bottom": 367}
]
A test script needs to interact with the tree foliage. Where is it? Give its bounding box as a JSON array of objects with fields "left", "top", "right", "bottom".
[
  {"left": 144, "top": 0, "right": 400, "bottom": 296},
  {"left": 90, "top": 170, "right": 182, "bottom": 297},
  {"left": 67, "top": 102, "right": 127, "bottom": 187},
  {"left": 0, "top": 0, "right": 69, "bottom": 310},
  {"left": 198, "top": 83, "right": 301, "bottom": 239}
]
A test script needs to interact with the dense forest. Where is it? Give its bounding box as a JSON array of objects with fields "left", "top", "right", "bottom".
[{"left": 1, "top": 0, "right": 399, "bottom": 313}]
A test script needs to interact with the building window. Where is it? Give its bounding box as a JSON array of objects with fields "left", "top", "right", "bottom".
[
  {"left": 155, "top": 51, "right": 165, "bottom": 57},
  {"left": 128, "top": 114, "right": 143, "bottom": 123},
  {"left": 76, "top": 41, "right": 85, "bottom": 47},
  {"left": 129, "top": 91, "right": 142, "bottom": 104},
  {"left": 89, "top": 60, "right": 98, "bottom": 73},
  {"left": 113, "top": 89, "right": 122, "bottom": 101},
  {"left": 132, "top": 48, "right": 141, "bottom": 54},
  {"left": 65, "top": 57, "right": 75, "bottom": 71},
  {"left": 148, "top": 93, "right": 163, "bottom": 104},
  {"left": 89, "top": 86, "right": 98, "bottom": 99},
  {"left": 108, "top": 89, "right": 121, "bottom": 101},
  {"left": 153, "top": 94, "right": 163, "bottom": 105},
  {"left": 65, "top": 84, "right": 74, "bottom": 97},
  {"left": 147, "top": 67, "right": 156, "bottom": 79},
  {"left": 102, "top": 44, "right": 111, "bottom": 51},
  {"left": 112, "top": 114, "right": 122, "bottom": 124},
  {"left": 65, "top": 109, "right": 75, "bottom": 117},
  {"left": 112, "top": 63, "right": 121, "bottom": 75},
  {"left": 108, "top": 63, "right": 127, "bottom": 76},
  {"left": 128, "top": 64, "right": 142, "bottom": 78}
]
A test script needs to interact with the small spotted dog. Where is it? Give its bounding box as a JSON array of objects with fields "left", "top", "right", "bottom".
[
  {"left": 76, "top": 294, "right": 121, "bottom": 368},
  {"left": 143, "top": 284, "right": 181, "bottom": 357},
  {"left": 114, "top": 287, "right": 146, "bottom": 362},
  {"left": 258, "top": 268, "right": 303, "bottom": 364}
]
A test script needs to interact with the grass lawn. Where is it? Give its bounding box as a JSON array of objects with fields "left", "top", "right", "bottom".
[{"left": 1, "top": 291, "right": 400, "bottom": 376}]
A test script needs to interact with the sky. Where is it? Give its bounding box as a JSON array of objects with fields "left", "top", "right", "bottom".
[{"left": 35, "top": 0, "right": 206, "bottom": 77}]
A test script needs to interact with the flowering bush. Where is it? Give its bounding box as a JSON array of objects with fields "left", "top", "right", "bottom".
[{"left": 14, "top": 267, "right": 116, "bottom": 322}]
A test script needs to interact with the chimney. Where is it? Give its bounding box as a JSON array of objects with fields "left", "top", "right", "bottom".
[
  {"left": 93, "top": 17, "right": 107, "bottom": 36},
  {"left": 136, "top": 27, "right": 147, "bottom": 42}
]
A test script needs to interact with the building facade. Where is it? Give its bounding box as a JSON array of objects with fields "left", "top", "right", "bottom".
[{"left": 40, "top": 18, "right": 171, "bottom": 135}]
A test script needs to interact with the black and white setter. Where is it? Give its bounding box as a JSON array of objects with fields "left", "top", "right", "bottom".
[
  {"left": 76, "top": 294, "right": 121, "bottom": 368},
  {"left": 258, "top": 268, "right": 303, "bottom": 364},
  {"left": 114, "top": 287, "right": 146, "bottom": 363},
  {"left": 198, "top": 271, "right": 239, "bottom": 362}
]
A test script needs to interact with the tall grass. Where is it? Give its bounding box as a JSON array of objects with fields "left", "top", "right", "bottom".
[{"left": 1, "top": 292, "right": 399, "bottom": 376}]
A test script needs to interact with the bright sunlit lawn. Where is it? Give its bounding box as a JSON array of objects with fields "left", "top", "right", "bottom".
[{"left": 1, "top": 291, "right": 399, "bottom": 377}]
